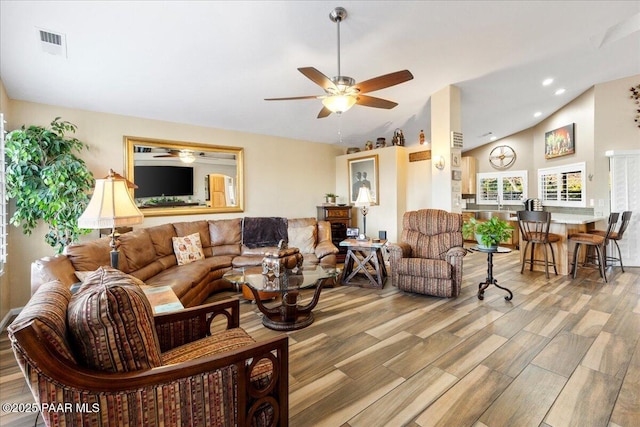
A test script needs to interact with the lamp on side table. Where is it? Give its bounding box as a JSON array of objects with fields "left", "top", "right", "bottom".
[
  {"left": 354, "top": 186, "right": 373, "bottom": 238},
  {"left": 78, "top": 169, "right": 144, "bottom": 269}
]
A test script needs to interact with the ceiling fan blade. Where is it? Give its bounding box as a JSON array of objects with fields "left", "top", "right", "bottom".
[
  {"left": 356, "top": 95, "right": 398, "bottom": 109},
  {"left": 298, "top": 67, "right": 338, "bottom": 91},
  {"left": 264, "top": 95, "right": 322, "bottom": 101},
  {"left": 317, "top": 106, "right": 333, "bottom": 119},
  {"left": 355, "top": 70, "right": 414, "bottom": 94}
]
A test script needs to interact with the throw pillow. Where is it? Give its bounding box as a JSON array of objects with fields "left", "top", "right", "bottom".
[
  {"left": 288, "top": 225, "right": 316, "bottom": 254},
  {"left": 67, "top": 266, "right": 162, "bottom": 372},
  {"left": 172, "top": 232, "right": 204, "bottom": 266}
]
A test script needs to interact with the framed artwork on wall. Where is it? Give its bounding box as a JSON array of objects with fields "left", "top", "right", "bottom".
[
  {"left": 451, "top": 150, "right": 461, "bottom": 167},
  {"left": 545, "top": 123, "right": 575, "bottom": 159},
  {"left": 452, "top": 169, "right": 462, "bottom": 181},
  {"left": 348, "top": 154, "right": 378, "bottom": 204}
]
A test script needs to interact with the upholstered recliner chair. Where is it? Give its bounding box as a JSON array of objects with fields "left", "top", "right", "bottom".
[
  {"left": 388, "top": 209, "right": 466, "bottom": 297},
  {"left": 8, "top": 267, "right": 288, "bottom": 427}
]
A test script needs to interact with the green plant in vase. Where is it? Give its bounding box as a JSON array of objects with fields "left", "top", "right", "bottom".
[
  {"left": 325, "top": 193, "right": 338, "bottom": 204},
  {"left": 462, "top": 216, "right": 514, "bottom": 249},
  {"left": 4, "top": 118, "right": 94, "bottom": 253}
]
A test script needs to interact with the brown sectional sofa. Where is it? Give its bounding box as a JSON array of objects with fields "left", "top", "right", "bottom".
[{"left": 31, "top": 217, "right": 338, "bottom": 307}]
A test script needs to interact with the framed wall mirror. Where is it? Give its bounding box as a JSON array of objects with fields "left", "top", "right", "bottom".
[{"left": 124, "top": 136, "right": 244, "bottom": 217}]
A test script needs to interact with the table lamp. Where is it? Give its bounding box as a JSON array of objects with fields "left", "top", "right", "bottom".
[
  {"left": 354, "top": 186, "right": 373, "bottom": 237},
  {"left": 78, "top": 169, "right": 144, "bottom": 269}
]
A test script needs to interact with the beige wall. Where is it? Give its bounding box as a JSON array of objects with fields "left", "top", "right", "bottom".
[
  {"left": 3, "top": 99, "right": 343, "bottom": 312},
  {"left": 465, "top": 76, "right": 640, "bottom": 209}
]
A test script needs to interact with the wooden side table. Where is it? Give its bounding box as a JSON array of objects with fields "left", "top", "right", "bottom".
[
  {"left": 339, "top": 238, "right": 388, "bottom": 288},
  {"left": 468, "top": 246, "right": 513, "bottom": 301}
]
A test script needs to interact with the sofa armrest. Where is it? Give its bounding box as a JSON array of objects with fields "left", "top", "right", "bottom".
[
  {"left": 31, "top": 255, "right": 78, "bottom": 295},
  {"left": 315, "top": 240, "right": 339, "bottom": 259},
  {"left": 154, "top": 299, "right": 240, "bottom": 351},
  {"left": 11, "top": 324, "right": 288, "bottom": 427}
]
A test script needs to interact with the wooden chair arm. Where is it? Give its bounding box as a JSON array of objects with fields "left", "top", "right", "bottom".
[{"left": 154, "top": 299, "right": 240, "bottom": 351}]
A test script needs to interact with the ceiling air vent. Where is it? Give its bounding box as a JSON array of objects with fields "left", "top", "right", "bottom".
[{"left": 37, "top": 28, "right": 67, "bottom": 57}]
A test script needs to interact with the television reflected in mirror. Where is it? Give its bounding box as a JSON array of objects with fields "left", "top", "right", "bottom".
[{"left": 124, "top": 136, "right": 244, "bottom": 216}]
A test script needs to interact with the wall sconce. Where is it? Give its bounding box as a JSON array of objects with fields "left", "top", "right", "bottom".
[{"left": 435, "top": 155, "right": 445, "bottom": 170}]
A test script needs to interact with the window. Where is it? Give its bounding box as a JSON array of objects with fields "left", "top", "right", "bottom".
[
  {"left": 476, "top": 170, "right": 527, "bottom": 206},
  {"left": 0, "top": 114, "right": 6, "bottom": 275},
  {"left": 538, "top": 162, "right": 586, "bottom": 207}
]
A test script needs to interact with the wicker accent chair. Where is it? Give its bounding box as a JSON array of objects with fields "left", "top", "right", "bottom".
[
  {"left": 388, "top": 209, "right": 466, "bottom": 297},
  {"left": 8, "top": 268, "right": 288, "bottom": 427}
]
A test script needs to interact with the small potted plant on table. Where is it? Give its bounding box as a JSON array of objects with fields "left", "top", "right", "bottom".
[
  {"left": 462, "top": 216, "right": 514, "bottom": 249},
  {"left": 324, "top": 193, "right": 338, "bottom": 204}
]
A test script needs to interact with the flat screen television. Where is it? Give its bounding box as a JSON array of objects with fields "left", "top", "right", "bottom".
[{"left": 134, "top": 165, "right": 194, "bottom": 198}]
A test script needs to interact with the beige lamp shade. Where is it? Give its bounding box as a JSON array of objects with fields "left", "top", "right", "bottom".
[
  {"left": 354, "top": 186, "right": 373, "bottom": 207},
  {"left": 322, "top": 94, "right": 357, "bottom": 113},
  {"left": 78, "top": 174, "right": 144, "bottom": 229}
]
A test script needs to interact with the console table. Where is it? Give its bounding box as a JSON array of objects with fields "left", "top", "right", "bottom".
[
  {"left": 340, "top": 238, "right": 388, "bottom": 288},
  {"left": 469, "top": 246, "right": 513, "bottom": 301}
]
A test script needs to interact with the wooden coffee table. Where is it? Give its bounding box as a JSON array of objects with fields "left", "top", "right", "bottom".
[
  {"left": 141, "top": 285, "right": 184, "bottom": 314},
  {"left": 223, "top": 265, "right": 339, "bottom": 331}
]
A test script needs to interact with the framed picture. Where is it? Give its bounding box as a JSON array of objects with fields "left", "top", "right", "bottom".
[
  {"left": 545, "top": 123, "right": 575, "bottom": 159},
  {"left": 451, "top": 150, "right": 461, "bottom": 167},
  {"left": 348, "top": 154, "right": 378, "bottom": 204},
  {"left": 346, "top": 227, "right": 360, "bottom": 237},
  {"left": 452, "top": 170, "right": 462, "bottom": 181}
]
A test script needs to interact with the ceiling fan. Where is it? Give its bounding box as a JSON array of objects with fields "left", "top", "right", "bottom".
[
  {"left": 265, "top": 7, "right": 414, "bottom": 118},
  {"left": 153, "top": 149, "right": 196, "bottom": 163}
]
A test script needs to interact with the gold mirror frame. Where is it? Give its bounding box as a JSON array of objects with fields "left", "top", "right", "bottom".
[{"left": 124, "top": 136, "right": 244, "bottom": 217}]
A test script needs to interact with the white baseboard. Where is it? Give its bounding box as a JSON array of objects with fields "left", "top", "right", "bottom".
[{"left": 0, "top": 307, "right": 23, "bottom": 332}]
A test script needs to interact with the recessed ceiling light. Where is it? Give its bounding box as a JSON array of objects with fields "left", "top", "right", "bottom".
[
  {"left": 555, "top": 88, "right": 566, "bottom": 95},
  {"left": 490, "top": 136, "right": 497, "bottom": 141},
  {"left": 542, "top": 78, "right": 554, "bottom": 86},
  {"left": 534, "top": 111, "right": 542, "bottom": 118}
]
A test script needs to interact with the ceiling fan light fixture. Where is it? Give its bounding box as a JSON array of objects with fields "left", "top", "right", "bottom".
[
  {"left": 179, "top": 151, "right": 196, "bottom": 163},
  {"left": 322, "top": 94, "right": 357, "bottom": 113}
]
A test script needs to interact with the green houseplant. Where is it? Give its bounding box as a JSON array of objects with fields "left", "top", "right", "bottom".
[
  {"left": 5, "top": 118, "right": 95, "bottom": 253},
  {"left": 462, "top": 216, "right": 514, "bottom": 249},
  {"left": 325, "top": 193, "right": 338, "bottom": 204}
]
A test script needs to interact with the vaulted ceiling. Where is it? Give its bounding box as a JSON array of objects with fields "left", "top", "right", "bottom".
[{"left": 1, "top": 1, "right": 638, "bottom": 151}]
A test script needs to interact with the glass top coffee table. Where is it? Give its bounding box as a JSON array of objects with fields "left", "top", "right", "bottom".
[{"left": 223, "top": 265, "right": 339, "bottom": 331}]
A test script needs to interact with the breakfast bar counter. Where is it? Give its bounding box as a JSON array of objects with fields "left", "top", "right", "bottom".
[{"left": 520, "top": 213, "right": 607, "bottom": 275}]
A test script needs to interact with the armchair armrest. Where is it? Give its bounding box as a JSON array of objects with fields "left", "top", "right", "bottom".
[
  {"left": 387, "top": 242, "right": 412, "bottom": 258},
  {"left": 154, "top": 299, "right": 240, "bottom": 351},
  {"left": 446, "top": 246, "right": 467, "bottom": 260},
  {"left": 315, "top": 240, "right": 339, "bottom": 258},
  {"left": 12, "top": 325, "right": 288, "bottom": 427}
]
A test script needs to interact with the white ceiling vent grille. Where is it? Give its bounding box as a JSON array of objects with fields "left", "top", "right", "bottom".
[{"left": 37, "top": 28, "right": 67, "bottom": 57}]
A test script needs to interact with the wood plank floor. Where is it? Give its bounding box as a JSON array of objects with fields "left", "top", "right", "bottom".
[{"left": 1, "top": 248, "right": 639, "bottom": 426}]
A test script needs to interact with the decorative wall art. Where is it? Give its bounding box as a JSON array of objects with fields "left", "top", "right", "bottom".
[
  {"left": 545, "top": 123, "right": 575, "bottom": 159},
  {"left": 630, "top": 84, "right": 640, "bottom": 128},
  {"left": 452, "top": 150, "right": 461, "bottom": 167},
  {"left": 348, "top": 155, "right": 378, "bottom": 204},
  {"left": 452, "top": 170, "right": 462, "bottom": 181}
]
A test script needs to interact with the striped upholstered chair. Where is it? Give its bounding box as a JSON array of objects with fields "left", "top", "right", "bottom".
[
  {"left": 388, "top": 209, "right": 466, "bottom": 297},
  {"left": 8, "top": 267, "right": 288, "bottom": 427}
]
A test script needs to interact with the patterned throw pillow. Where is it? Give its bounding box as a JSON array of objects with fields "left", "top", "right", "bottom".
[
  {"left": 288, "top": 225, "right": 316, "bottom": 254},
  {"left": 67, "top": 266, "right": 162, "bottom": 372},
  {"left": 172, "top": 232, "right": 205, "bottom": 266}
]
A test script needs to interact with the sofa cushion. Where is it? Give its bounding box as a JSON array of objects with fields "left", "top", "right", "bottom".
[
  {"left": 67, "top": 267, "right": 163, "bottom": 372},
  {"left": 172, "top": 232, "right": 205, "bottom": 266},
  {"left": 146, "top": 223, "right": 178, "bottom": 257},
  {"left": 8, "top": 280, "right": 77, "bottom": 364},
  {"left": 208, "top": 218, "right": 242, "bottom": 256},
  {"left": 288, "top": 225, "right": 316, "bottom": 254},
  {"left": 397, "top": 258, "right": 452, "bottom": 279},
  {"left": 119, "top": 229, "right": 158, "bottom": 272},
  {"left": 173, "top": 220, "right": 212, "bottom": 248},
  {"left": 64, "top": 237, "right": 111, "bottom": 271}
]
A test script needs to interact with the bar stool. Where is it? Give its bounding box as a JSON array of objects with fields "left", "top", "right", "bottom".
[
  {"left": 568, "top": 212, "right": 619, "bottom": 282},
  {"left": 587, "top": 211, "right": 632, "bottom": 272},
  {"left": 517, "top": 211, "right": 562, "bottom": 279}
]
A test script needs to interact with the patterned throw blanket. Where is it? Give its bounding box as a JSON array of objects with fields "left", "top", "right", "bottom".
[{"left": 242, "top": 217, "right": 288, "bottom": 248}]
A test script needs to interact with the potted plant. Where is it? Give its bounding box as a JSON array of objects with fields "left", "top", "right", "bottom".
[
  {"left": 325, "top": 193, "right": 338, "bottom": 204},
  {"left": 4, "top": 118, "right": 95, "bottom": 253},
  {"left": 462, "top": 216, "right": 514, "bottom": 249}
]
